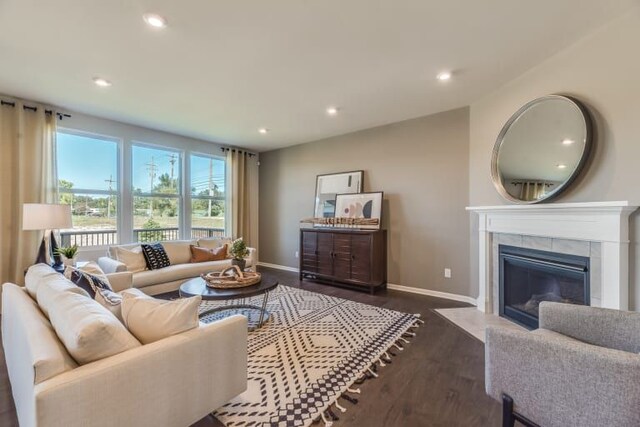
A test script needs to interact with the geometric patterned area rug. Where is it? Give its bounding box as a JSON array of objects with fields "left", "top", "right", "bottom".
[{"left": 199, "top": 285, "right": 420, "bottom": 427}]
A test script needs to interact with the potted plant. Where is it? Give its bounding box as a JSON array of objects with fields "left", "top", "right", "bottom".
[
  {"left": 54, "top": 244, "right": 79, "bottom": 267},
  {"left": 229, "top": 238, "right": 249, "bottom": 270}
]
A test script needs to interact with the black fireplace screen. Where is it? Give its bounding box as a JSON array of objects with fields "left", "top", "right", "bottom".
[{"left": 499, "top": 245, "right": 590, "bottom": 329}]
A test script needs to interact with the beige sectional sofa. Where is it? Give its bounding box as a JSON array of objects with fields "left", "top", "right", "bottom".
[
  {"left": 2, "top": 264, "right": 248, "bottom": 427},
  {"left": 98, "top": 238, "right": 257, "bottom": 295}
]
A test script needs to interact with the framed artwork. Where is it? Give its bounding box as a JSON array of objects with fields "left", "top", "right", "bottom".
[
  {"left": 314, "top": 170, "right": 364, "bottom": 219},
  {"left": 334, "top": 192, "right": 383, "bottom": 229}
]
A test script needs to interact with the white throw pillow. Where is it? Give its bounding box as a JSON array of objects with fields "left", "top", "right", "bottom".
[
  {"left": 121, "top": 293, "right": 201, "bottom": 344},
  {"left": 96, "top": 287, "right": 149, "bottom": 323},
  {"left": 47, "top": 290, "right": 141, "bottom": 364},
  {"left": 114, "top": 246, "right": 147, "bottom": 273},
  {"left": 198, "top": 237, "right": 232, "bottom": 251}
]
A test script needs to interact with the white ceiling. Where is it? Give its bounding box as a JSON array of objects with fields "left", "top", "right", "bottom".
[{"left": 0, "top": 1, "right": 636, "bottom": 152}]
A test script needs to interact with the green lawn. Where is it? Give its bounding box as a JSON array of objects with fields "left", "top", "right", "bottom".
[{"left": 70, "top": 215, "right": 224, "bottom": 230}]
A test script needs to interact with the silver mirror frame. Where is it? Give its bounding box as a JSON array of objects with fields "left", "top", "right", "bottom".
[{"left": 490, "top": 95, "right": 593, "bottom": 204}]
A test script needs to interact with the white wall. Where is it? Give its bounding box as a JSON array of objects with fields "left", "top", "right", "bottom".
[
  {"left": 58, "top": 111, "right": 229, "bottom": 261},
  {"left": 468, "top": 7, "right": 640, "bottom": 309}
]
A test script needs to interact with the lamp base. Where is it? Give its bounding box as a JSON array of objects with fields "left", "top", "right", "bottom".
[{"left": 34, "top": 232, "right": 65, "bottom": 273}]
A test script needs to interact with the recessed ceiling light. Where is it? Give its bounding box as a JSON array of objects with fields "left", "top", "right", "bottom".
[
  {"left": 557, "top": 163, "right": 567, "bottom": 169},
  {"left": 437, "top": 71, "right": 452, "bottom": 81},
  {"left": 143, "top": 13, "right": 167, "bottom": 28},
  {"left": 562, "top": 138, "right": 575, "bottom": 145},
  {"left": 259, "top": 128, "right": 269, "bottom": 134},
  {"left": 326, "top": 107, "right": 339, "bottom": 116},
  {"left": 93, "top": 77, "right": 112, "bottom": 87}
]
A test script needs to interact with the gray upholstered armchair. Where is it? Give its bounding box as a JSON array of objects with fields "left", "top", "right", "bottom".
[{"left": 485, "top": 302, "right": 640, "bottom": 427}]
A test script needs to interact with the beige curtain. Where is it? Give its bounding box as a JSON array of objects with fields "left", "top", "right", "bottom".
[
  {"left": 0, "top": 99, "right": 58, "bottom": 285},
  {"left": 225, "top": 149, "right": 259, "bottom": 251}
]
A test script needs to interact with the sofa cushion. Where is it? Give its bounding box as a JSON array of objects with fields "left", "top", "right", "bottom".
[
  {"left": 190, "top": 245, "right": 227, "bottom": 263},
  {"left": 132, "top": 259, "right": 233, "bottom": 288},
  {"left": 114, "top": 246, "right": 147, "bottom": 273},
  {"left": 141, "top": 243, "right": 171, "bottom": 270},
  {"left": 162, "top": 240, "right": 197, "bottom": 265},
  {"left": 198, "top": 237, "right": 232, "bottom": 251},
  {"left": 46, "top": 290, "right": 141, "bottom": 364},
  {"left": 36, "top": 274, "right": 91, "bottom": 318},
  {"left": 121, "top": 293, "right": 201, "bottom": 344},
  {"left": 2, "top": 283, "right": 78, "bottom": 384},
  {"left": 24, "top": 263, "right": 61, "bottom": 299}
]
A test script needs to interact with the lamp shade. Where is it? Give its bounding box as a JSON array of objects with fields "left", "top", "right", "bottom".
[{"left": 23, "top": 203, "right": 72, "bottom": 230}]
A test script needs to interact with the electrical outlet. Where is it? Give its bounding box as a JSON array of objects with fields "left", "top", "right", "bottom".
[
  {"left": 295, "top": 251, "right": 299, "bottom": 258},
  {"left": 444, "top": 268, "right": 452, "bottom": 279}
]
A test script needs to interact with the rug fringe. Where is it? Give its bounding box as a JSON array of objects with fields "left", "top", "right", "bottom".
[
  {"left": 320, "top": 411, "right": 333, "bottom": 427},
  {"left": 312, "top": 315, "right": 420, "bottom": 426}
]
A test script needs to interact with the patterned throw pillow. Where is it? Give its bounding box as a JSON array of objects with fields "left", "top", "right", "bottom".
[
  {"left": 141, "top": 243, "right": 171, "bottom": 270},
  {"left": 64, "top": 266, "right": 115, "bottom": 301}
]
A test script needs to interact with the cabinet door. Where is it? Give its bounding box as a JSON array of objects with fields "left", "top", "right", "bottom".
[
  {"left": 332, "top": 233, "right": 352, "bottom": 281},
  {"left": 317, "top": 232, "right": 334, "bottom": 276},
  {"left": 301, "top": 231, "right": 318, "bottom": 273},
  {"left": 350, "top": 234, "right": 372, "bottom": 283}
]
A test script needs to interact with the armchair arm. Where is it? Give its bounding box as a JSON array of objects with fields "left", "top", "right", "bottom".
[
  {"left": 106, "top": 272, "right": 133, "bottom": 292},
  {"left": 97, "top": 256, "right": 127, "bottom": 274},
  {"left": 539, "top": 302, "right": 640, "bottom": 353},
  {"left": 485, "top": 326, "right": 640, "bottom": 427},
  {"left": 34, "top": 315, "right": 247, "bottom": 427}
]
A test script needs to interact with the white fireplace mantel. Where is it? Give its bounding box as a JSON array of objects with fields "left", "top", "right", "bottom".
[{"left": 467, "top": 201, "right": 639, "bottom": 313}]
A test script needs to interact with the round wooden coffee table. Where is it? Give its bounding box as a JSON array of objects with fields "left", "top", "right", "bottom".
[{"left": 179, "top": 276, "right": 279, "bottom": 330}]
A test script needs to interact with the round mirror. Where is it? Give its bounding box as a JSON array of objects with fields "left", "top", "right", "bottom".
[{"left": 491, "top": 95, "right": 592, "bottom": 204}]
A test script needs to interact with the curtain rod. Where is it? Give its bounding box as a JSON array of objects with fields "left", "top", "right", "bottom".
[
  {"left": 221, "top": 147, "right": 256, "bottom": 157},
  {"left": 0, "top": 100, "right": 71, "bottom": 120}
]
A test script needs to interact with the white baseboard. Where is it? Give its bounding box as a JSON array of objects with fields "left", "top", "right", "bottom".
[
  {"left": 387, "top": 283, "right": 477, "bottom": 306},
  {"left": 257, "top": 261, "right": 300, "bottom": 273},
  {"left": 256, "top": 262, "right": 476, "bottom": 306}
]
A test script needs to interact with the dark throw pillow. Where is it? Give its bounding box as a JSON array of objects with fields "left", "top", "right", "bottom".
[
  {"left": 64, "top": 266, "right": 113, "bottom": 299},
  {"left": 141, "top": 243, "right": 171, "bottom": 270}
]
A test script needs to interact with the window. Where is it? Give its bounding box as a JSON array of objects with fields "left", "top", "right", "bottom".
[
  {"left": 190, "top": 154, "right": 226, "bottom": 238},
  {"left": 132, "top": 144, "right": 181, "bottom": 242},
  {"left": 56, "top": 131, "right": 119, "bottom": 247}
]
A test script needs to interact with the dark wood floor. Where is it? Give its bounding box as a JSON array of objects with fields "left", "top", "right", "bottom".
[{"left": 0, "top": 267, "right": 502, "bottom": 427}]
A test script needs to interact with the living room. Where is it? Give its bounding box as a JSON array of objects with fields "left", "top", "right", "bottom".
[{"left": 1, "top": 2, "right": 639, "bottom": 427}]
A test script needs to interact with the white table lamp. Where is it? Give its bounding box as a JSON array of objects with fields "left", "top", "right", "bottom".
[{"left": 23, "top": 203, "right": 72, "bottom": 272}]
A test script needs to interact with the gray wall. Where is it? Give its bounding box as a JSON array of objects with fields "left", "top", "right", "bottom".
[
  {"left": 259, "top": 107, "right": 472, "bottom": 297},
  {"left": 469, "top": 8, "right": 640, "bottom": 310}
]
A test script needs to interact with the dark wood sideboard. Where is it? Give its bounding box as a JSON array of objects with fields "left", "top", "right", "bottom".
[{"left": 299, "top": 228, "right": 387, "bottom": 294}]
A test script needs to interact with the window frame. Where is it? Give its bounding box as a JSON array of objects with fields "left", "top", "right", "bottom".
[
  {"left": 130, "top": 141, "right": 184, "bottom": 242},
  {"left": 189, "top": 152, "right": 227, "bottom": 239},
  {"left": 56, "top": 128, "right": 122, "bottom": 249}
]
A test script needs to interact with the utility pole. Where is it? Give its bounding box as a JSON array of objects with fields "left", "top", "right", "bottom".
[
  {"left": 208, "top": 158, "right": 213, "bottom": 217},
  {"left": 105, "top": 175, "right": 116, "bottom": 218},
  {"left": 145, "top": 156, "right": 158, "bottom": 217},
  {"left": 167, "top": 154, "right": 177, "bottom": 188}
]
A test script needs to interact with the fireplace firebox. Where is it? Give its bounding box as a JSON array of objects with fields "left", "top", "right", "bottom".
[{"left": 499, "top": 245, "right": 590, "bottom": 329}]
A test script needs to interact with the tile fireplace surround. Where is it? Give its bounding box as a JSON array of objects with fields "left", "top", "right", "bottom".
[{"left": 467, "top": 201, "right": 638, "bottom": 313}]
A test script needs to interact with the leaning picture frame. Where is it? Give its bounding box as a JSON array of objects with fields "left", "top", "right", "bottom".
[
  {"left": 313, "top": 170, "right": 364, "bottom": 224},
  {"left": 334, "top": 192, "right": 383, "bottom": 230}
]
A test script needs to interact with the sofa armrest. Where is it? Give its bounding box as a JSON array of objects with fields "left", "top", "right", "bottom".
[
  {"left": 106, "top": 272, "right": 133, "bottom": 292},
  {"left": 34, "top": 315, "right": 247, "bottom": 427},
  {"left": 98, "top": 256, "right": 127, "bottom": 274},
  {"left": 245, "top": 247, "right": 257, "bottom": 268},
  {"left": 485, "top": 326, "right": 640, "bottom": 427},
  {"left": 539, "top": 302, "right": 640, "bottom": 353}
]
